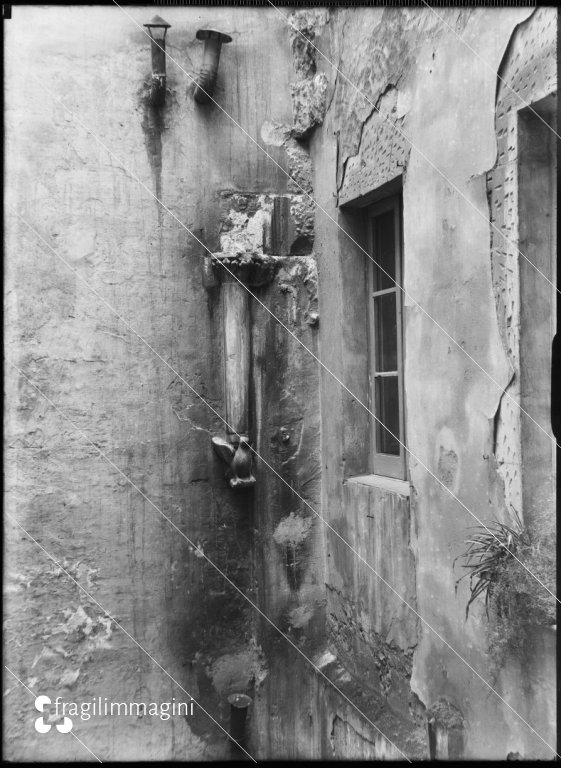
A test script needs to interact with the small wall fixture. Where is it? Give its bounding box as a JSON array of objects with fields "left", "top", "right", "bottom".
[
  {"left": 212, "top": 435, "right": 256, "bottom": 489},
  {"left": 227, "top": 693, "right": 252, "bottom": 756},
  {"left": 143, "top": 15, "right": 171, "bottom": 107},
  {"left": 194, "top": 29, "right": 232, "bottom": 104}
]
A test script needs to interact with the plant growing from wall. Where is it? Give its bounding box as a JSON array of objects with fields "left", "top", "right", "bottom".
[
  {"left": 455, "top": 507, "right": 556, "bottom": 676},
  {"left": 454, "top": 508, "right": 529, "bottom": 620}
]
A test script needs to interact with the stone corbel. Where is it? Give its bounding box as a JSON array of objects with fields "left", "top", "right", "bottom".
[{"left": 206, "top": 249, "right": 279, "bottom": 490}]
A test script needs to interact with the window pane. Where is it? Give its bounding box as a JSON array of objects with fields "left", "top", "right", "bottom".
[
  {"left": 373, "top": 210, "right": 395, "bottom": 291},
  {"left": 375, "top": 376, "right": 400, "bottom": 455},
  {"left": 374, "top": 292, "right": 397, "bottom": 372}
]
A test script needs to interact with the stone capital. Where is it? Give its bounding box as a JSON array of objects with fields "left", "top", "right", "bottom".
[{"left": 209, "top": 250, "right": 279, "bottom": 288}]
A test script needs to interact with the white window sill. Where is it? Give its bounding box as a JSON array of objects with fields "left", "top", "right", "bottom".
[{"left": 345, "top": 474, "right": 410, "bottom": 497}]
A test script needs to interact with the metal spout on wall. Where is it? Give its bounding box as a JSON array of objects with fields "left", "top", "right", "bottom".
[
  {"left": 227, "top": 693, "right": 252, "bottom": 757},
  {"left": 194, "top": 29, "right": 232, "bottom": 104},
  {"left": 143, "top": 15, "right": 171, "bottom": 107}
]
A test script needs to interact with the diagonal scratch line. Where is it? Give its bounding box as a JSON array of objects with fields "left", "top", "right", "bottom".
[
  {"left": 4, "top": 666, "right": 103, "bottom": 763},
  {"left": 7, "top": 365, "right": 411, "bottom": 763}
]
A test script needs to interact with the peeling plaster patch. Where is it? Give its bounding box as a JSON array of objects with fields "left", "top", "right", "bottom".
[
  {"left": 59, "top": 668, "right": 80, "bottom": 688},
  {"left": 437, "top": 449, "right": 458, "bottom": 490},
  {"left": 435, "top": 428, "right": 460, "bottom": 493},
  {"left": 218, "top": 196, "right": 273, "bottom": 258},
  {"left": 64, "top": 223, "right": 96, "bottom": 262},
  {"left": 209, "top": 652, "right": 252, "bottom": 697},
  {"left": 273, "top": 512, "right": 314, "bottom": 591},
  {"left": 327, "top": 607, "right": 415, "bottom": 705},
  {"left": 28, "top": 602, "right": 115, "bottom": 696},
  {"left": 284, "top": 143, "right": 313, "bottom": 195},
  {"left": 277, "top": 256, "right": 318, "bottom": 326},
  {"left": 288, "top": 9, "right": 329, "bottom": 138},
  {"left": 215, "top": 191, "right": 315, "bottom": 265},
  {"left": 6, "top": 564, "right": 47, "bottom": 593},
  {"left": 209, "top": 644, "right": 268, "bottom": 696},
  {"left": 289, "top": 9, "right": 329, "bottom": 78},
  {"left": 270, "top": 417, "right": 304, "bottom": 467},
  {"left": 273, "top": 512, "right": 313, "bottom": 548},
  {"left": 260, "top": 120, "right": 291, "bottom": 147},
  {"left": 486, "top": 8, "right": 555, "bottom": 522},
  {"left": 338, "top": 85, "right": 410, "bottom": 203},
  {"left": 314, "top": 649, "right": 337, "bottom": 669},
  {"left": 32, "top": 646, "right": 66, "bottom": 668},
  {"left": 52, "top": 559, "right": 99, "bottom": 590},
  {"left": 290, "top": 75, "right": 328, "bottom": 139},
  {"left": 261, "top": 120, "right": 314, "bottom": 195},
  {"left": 287, "top": 604, "right": 314, "bottom": 629},
  {"left": 289, "top": 196, "right": 314, "bottom": 253},
  {"left": 58, "top": 604, "right": 114, "bottom": 650},
  {"left": 332, "top": 6, "right": 448, "bottom": 189},
  {"left": 190, "top": 541, "right": 205, "bottom": 559}
]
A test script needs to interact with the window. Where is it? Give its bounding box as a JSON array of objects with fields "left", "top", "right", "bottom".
[{"left": 367, "top": 196, "right": 406, "bottom": 479}]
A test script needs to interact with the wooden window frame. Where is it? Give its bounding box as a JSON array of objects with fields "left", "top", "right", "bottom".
[{"left": 367, "top": 195, "right": 407, "bottom": 480}]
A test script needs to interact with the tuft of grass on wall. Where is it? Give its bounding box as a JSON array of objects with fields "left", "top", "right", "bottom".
[{"left": 455, "top": 507, "right": 556, "bottom": 673}]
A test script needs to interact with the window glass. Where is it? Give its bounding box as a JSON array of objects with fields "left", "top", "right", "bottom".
[
  {"left": 374, "top": 293, "right": 398, "bottom": 372},
  {"left": 369, "top": 195, "right": 405, "bottom": 479},
  {"left": 373, "top": 210, "right": 395, "bottom": 291},
  {"left": 374, "top": 376, "right": 400, "bottom": 455}
]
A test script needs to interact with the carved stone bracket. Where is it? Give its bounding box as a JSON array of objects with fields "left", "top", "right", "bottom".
[{"left": 207, "top": 250, "right": 280, "bottom": 289}]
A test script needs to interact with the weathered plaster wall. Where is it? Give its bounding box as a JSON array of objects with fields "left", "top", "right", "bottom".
[
  {"left": 485, "top": 10, "right": 557, "bottom": 758},
  {"left": 315, "top": 5, "right": 556, "bottom": 760},
  {"left": 3, "top": 5, "right": 301, "bottom": 760},
  {"left": 488, "top": 8, "right": 557, "bottom": 521},
  {"left": 4, "top": 4, "right": 556, "bottom": 762},
  {"left": 328, "top": 479, "right": 418, "bottom": 719}
]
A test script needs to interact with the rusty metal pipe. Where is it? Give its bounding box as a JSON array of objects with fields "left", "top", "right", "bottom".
[
  {"left": 143, "top": 15, "right": 171, "bottom": 107},
  {"left": 227, "top": 693, "right": 252, "bottom": 756},
  {"left": 194, "top": 29, "right": 232, "bottom": 104}
]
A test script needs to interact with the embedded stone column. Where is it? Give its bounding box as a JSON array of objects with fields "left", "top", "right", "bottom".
[
  {"left": 205, "top": 249, "right": 278, "bottom": 489},
  {"left": 223, "top": 278, "right": 250, "bottom": 437}
]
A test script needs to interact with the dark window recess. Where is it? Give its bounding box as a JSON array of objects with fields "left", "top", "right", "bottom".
[{"left": 368, "top": 196, "right": 406, "bottom": 479}]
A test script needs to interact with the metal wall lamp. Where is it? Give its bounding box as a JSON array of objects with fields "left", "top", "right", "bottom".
[
  {"left": 194, "top": 29, "right": 232, "bottom": 105},
  {"left": 143, "top": 15, "right": 171, "bottom": 107}
]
